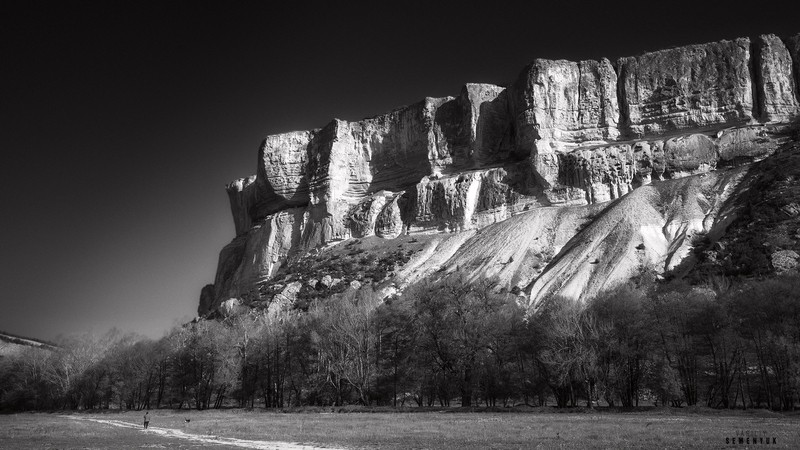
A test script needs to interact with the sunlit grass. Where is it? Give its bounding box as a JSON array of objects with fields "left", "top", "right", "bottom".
[{"left": 1, "top": 408, "right": 799, "bottom": 449}]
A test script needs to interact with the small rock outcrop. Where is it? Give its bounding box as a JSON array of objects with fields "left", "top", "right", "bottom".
[
  {"left": 197, "top": 284, "right": 215, "bottom": 317},
  {"left": 772, "top": 250, "right": 799, "bottom": 272}
]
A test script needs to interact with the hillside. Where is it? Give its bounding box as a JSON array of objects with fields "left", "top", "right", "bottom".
[
  {"left": 0, "top": 331, "right": 57, "bottom": 358},
  {"left": 527, "top": 165, "right": 749, "bottom": 307},
  {"left": 683, "top": 138, "right": 800, "bottom": 281},
  {"left": 199, "top": 32, "right": 800, "bottom": 316}
]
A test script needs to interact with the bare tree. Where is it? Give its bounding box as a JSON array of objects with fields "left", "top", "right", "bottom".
[
  {"left": 309, "top": 287, "right": 381, "bottom": 405},
  {"left": 536, "top": 298, "right": 604, "bottom": 408},
  {"left": 407, "top": 274, "right": 516, "bottom": 407}
]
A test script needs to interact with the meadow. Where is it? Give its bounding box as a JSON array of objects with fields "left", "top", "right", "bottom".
[{"left": 1, "top": 407, "right": 798, "bottom": 449}]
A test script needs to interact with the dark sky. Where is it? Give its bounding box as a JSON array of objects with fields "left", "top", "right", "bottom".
[{"left": 2, "top": 1, "right": 798, "bottom": 340}]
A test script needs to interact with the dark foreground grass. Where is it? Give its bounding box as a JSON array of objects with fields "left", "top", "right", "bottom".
[
  {"left": 1, "top": 407, "right": 799, "bottom": 449},
  {"left": 0, "top": 412, "right": 240, "bottom": 449}
]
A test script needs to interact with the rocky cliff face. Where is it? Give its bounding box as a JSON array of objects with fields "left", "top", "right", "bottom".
[
  {"left": 756, "top": 35, "right": 800, "bottom": 123},
  {"left": 617, "top": 38, "right": 754, "bottom": 136},
  {"left": 200, "top": 32, "right": 800, "bottom": 316}
]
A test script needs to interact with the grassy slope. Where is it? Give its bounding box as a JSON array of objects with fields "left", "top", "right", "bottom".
[
  {"left": 245, "top": 200, "right": 609, "bottom": 315},
  {"left": 0, "top": 332, "right": 56, "bottom": 358},
  {"left": 686, "top": 141, "right": 800, "bottom": 282},
  {"left": 245, "top": 165, "right": 751, "bottom": 313},
  {"left": 0, "top": 331, "right": 57, "bottom": 348},
  {"left": 429, "top": 203, "right": 605, "bottom": 291},
  {"left": 246, "top": 203, "right": 604, "bottom": 311},
  {"left": 252, "top": 233, "right": 438, "bottom": 309},
  {"left": 2, "top": 409, "right": 798, "bottom": 449},
  {"left": 527, "top": 167, "right": 748, "bottom": 307}
]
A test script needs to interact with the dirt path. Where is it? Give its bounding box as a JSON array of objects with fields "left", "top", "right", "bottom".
[{"left": 65, "top": 415, "right": 346, "bottom": 449}]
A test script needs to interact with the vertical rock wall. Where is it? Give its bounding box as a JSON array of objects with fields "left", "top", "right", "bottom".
[
  {"left": 786, "top": 34, "right": 800, "bottom": 104},
  {"left": 254, "top": 130, "right": 315, "bottom": 218},
  {"left": 511, "top": 58, "right": 620, "bottom": 186},
  {"left": 616, "top": 38, "right": 754, "bottom": 136},
  {"left": 226, "top": 175, "right": 257, "bottom": 236},
  {"left": 755, "top": 34, "right": 800, "bottom": 122}
]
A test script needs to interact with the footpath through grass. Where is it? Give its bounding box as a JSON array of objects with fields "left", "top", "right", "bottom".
[
  {"left": 0, "top": 412, "right": 242, "bottom": 449},
  {"left": 1, "top": 407, "right": 799, "bottom": 449}
]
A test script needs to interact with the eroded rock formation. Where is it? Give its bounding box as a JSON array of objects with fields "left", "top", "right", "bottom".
[
  {"left": 617, "top": 38, "right": 754, "bottom": 136},
  {"left": 755, "top": 34, "right": 800, "bottom": 123},
  {"left": 200, "top": 32, "right": 800, "bottom": 315}
]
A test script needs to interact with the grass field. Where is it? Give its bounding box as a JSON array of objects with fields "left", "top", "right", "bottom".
[{"left": 1, "top": 407, "right": 799, "bottom": 449}]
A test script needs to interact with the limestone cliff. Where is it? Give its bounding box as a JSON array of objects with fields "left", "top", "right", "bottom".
[
  {"left": 616, "top": 38, "right": 754, "bottom": 136},
  {"left": 200, "top": 32, "right": 800, "bottom": 316}
]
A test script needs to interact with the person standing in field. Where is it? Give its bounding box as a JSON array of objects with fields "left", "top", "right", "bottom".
[{"left": 143, "top": 411, "right": 150, "bottom": 429}]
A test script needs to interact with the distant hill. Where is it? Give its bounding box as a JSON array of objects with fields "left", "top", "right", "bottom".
[{"left": 0, "top": 331, "right": 58, "bottom": 358}]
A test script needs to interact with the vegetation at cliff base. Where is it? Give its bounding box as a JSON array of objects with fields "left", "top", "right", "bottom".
[{"left": 2, "top": 272, "right": 799, "bottom": 413}]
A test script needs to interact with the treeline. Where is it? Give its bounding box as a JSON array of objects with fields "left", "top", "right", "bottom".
[{"left": 1, "top": 273, "right": 799, "bottom": 411}]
